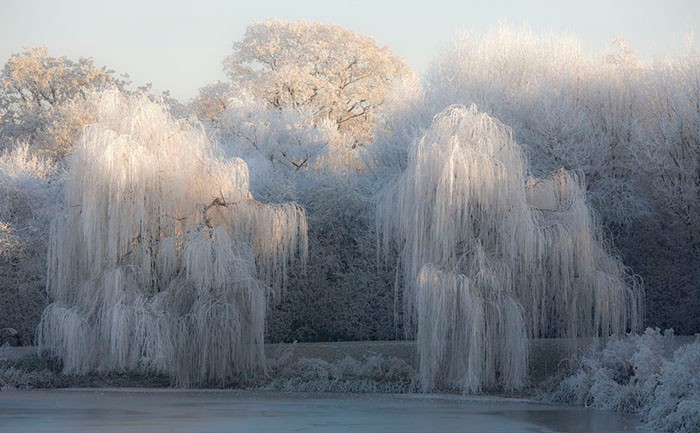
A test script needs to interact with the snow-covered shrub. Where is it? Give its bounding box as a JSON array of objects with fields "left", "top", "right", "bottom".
[
  {"left": 0, "top": 366, "right": 56, "bottom": 390},
  {"left": 547, "top": 328, "right": 700, "bottom": 433},
  {"left": 647, "top": 340, "right": 700, "bottom": 433},
  {"left": 263, "top": 353, "right": 417, "bottom": 393},
  {"left": 548, "top": 328, "right": 673, "bottom": 412},
  {"left": 37, "top": 90, "right": 307, "bottom": 386},
  {"left": 0, "top": 352, "right": 61, "bottom": 390}
]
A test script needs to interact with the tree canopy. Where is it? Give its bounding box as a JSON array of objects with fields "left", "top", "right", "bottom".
[
  {"left": 0, "top": 46, "right": 128, "bottom": 155},
  {"left": 224, "top": 19, "right": 410, "bottom": 145}
]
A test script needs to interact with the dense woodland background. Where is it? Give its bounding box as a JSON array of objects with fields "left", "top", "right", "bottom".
[{"left": 1, "top": 21, "right": 699, "bottom": 345}]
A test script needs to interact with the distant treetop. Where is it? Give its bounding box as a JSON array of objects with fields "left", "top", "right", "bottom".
[{"left": 224, "top": 19, "right": 411, "bottom": 146}]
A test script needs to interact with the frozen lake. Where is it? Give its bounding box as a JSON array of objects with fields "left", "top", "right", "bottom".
[{"left": 0, "top": 389, "right": 641, "bottom": 433}]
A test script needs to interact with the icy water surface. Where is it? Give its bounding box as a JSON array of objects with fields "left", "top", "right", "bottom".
[{"left": 0, "top": 389, "right": 641, "bottom": 433}]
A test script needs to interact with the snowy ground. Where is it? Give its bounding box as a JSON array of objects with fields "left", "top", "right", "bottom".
[{"left": 0, "top": 389, "right": 642, "bottom": 433}]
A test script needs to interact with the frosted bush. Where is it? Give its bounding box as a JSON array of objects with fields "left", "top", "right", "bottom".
[
  {"left": 548, "top": 328, "right": 700, "bottom": 433},
  {"left": 263, "top": 353, "right": 417, "bottom": 393},
  {"left": 647, "top": 340, "right": 700, "bottom": 433},
  {"left": 550, "top": 328, "right": 673, "bottom": 412},
  {"left": 0, "top": 362, "right": 57, "bottom": 390},
  {"left": 37, "top": 90, "right": 307, "bottom": 386},
  {"left": 379, "top": 105, "right": 642, "bottom": 393},
  {"left": 0, "top": 366, "right": 56, "bottom": 390}
]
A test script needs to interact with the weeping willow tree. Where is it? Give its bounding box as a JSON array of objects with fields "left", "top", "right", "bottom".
[
  {"left": 38, "top": 91, "right": 307, "bottom": 386},
  {"left": 378, "top": 105, "right": 642, "bottom": 393}
]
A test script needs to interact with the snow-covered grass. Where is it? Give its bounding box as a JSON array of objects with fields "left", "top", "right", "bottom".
[{"left": 545, "top": 328, "right": 700, "bottom": 433}]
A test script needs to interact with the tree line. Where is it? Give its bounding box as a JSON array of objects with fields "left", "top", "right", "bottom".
[{"left": 1, "top": 21, "right": 698, "bottom": 352}]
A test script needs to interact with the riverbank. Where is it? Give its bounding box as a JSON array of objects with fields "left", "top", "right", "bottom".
[{"left": 2, "top": 336, "right": 696, "bottom": 392}]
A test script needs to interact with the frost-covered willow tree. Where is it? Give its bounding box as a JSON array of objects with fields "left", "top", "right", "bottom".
[
  {"left": 379, "top": 105, "right": 642, "bottom": 393},
  {"left": 38, "top": 91, "right": 307, "bottom": 385}
]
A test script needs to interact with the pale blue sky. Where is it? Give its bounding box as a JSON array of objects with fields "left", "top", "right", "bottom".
[{"left": 2, "top": 0, "right": 698, "bottom": 101}]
